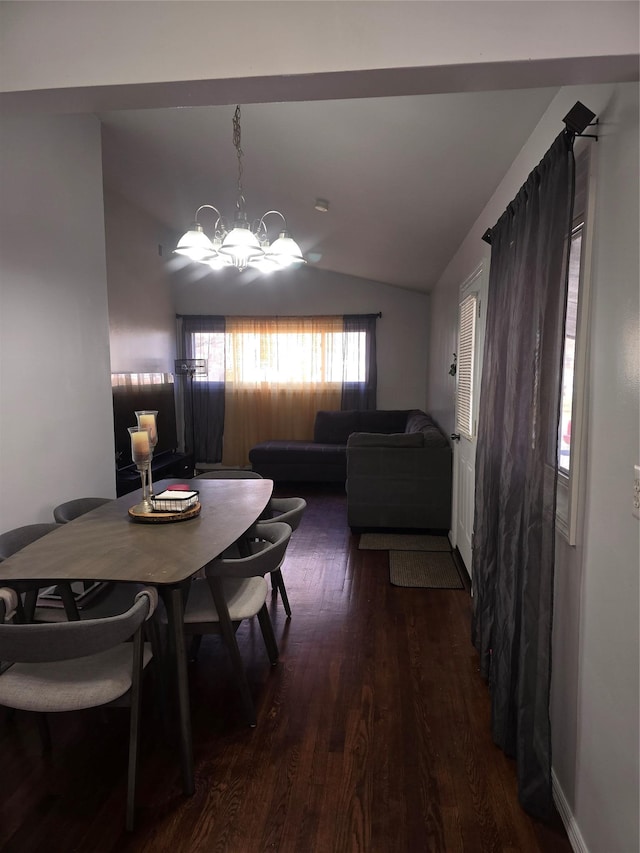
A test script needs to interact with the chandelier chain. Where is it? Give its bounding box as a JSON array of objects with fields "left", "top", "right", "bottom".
[{"left": 232, "top": 105, "right": 245, "bottom": 214}]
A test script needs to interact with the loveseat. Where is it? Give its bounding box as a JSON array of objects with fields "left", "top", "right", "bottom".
[
  {"left": 249, "top": 409, "right": 412, "bottom": 483},
  {"left": 346, "top": 410, "right": 452, "bottom": 530}
]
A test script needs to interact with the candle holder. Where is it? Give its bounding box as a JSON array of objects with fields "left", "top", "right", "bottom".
[
  {"left": 128, "top": 426, "right": 154, "bottom": 514},
  {"left": 135, "top": 410, "right": 158, "bottom": 497}
]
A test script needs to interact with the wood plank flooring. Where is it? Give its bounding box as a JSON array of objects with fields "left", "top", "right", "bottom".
[{"left": 0, "top": 484, "right": 572, "bottom": 852}]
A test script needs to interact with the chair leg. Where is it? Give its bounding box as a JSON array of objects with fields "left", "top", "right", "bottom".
[
  {"left": 271, "top": 568, "right": 292, "bottom": 618},
  {"left": 208, "top": 578, "right": 257, "bottom": 727},
  {"left": 189, "top": 634, "right": 203, "bottom": 662},
  {"left": 126, "top": 625, "right": 145, "bottom": 832},
  {"left": 257, "top": 603, "right": 279, "bottom": 665},
  {"left": 37, "top": 713, "right": 51, "bottom": 753}
]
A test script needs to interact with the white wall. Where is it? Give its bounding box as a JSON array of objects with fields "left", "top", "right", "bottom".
[
  {"left": 427, "top": 82, "right": 640, "bottom": 852},
  {"left": 170, "top": 263, "right": 430, "bottom": 412},
  {"left": 1, "top": 2, "right": 636, "bottom": 96},
  {"left": 0, "top": 115, "right": 116, "bottom": 532},
  {"left": 105, "top": 188, "right": 176, "bottom": 374}
]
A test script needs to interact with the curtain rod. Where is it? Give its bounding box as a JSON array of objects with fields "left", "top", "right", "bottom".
[
  {"left": 176, "top": 312, "right": 382, "bottom": 319},
  {"left": 481, "top": 101, "right": 597, "bottom": 246}
]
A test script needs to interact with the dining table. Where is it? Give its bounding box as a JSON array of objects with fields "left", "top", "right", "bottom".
[{"left": 0, "top": 476, "right": 274, "bottom": 796}]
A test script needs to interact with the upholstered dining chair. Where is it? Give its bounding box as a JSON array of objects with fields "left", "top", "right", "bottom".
[
  {"left": 53, "top": 496, "right": 113, "bottom": 524},
  {"left": 52, "top": 498, "right": 145, "bottom": 623},
  {"left": 0, "top": 523, "right": 80, "bottom": 622},
  {"left": 179, "top": 520, "right": 292, "bottom": 726},
  {"left": 0, "top": 585, "right": 157, "bottom": 831},
  {"left": 195, "top": 470, "right": 306, "bottom": 616}
]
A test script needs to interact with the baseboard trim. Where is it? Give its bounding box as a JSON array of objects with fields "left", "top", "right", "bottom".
[{"left": 552, "top": 769, "right": 589, "bottom": 853}]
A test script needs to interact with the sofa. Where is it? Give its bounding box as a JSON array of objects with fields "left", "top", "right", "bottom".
[
  {"left": 249, "top": 409, "right": 412, "bottom": 483},
  {"left": 249, "top": 408, "right": 452, "bottom": 531},
  {"left": 346, "top": 410, "right": 452, "bottom": 530}
]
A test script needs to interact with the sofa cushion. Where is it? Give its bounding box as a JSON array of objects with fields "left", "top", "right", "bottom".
[
  {"left": 357, "top": 410, "right": 409, "bottom": 434},
  {"left": 347, "top": 432, "right": 424, "bottom": 448},
  {"left": 313, "top": 410, "right": 359, "bottom": 444},
  {"left": 249, "top": 440, "right": 346, "bottom": 465}
]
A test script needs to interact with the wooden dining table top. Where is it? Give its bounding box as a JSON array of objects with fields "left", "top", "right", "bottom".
[{"left": 0, "top": 478, "right": 273, "bottom": 586}]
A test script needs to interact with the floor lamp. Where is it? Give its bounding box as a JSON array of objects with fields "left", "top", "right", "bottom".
[{"left": 174, "top": 358, "right": 207, "bottom": 475}]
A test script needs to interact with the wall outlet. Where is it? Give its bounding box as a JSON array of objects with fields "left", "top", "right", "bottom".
[{"left": 633, "top": 465, "right": 640, "bottom": 520}]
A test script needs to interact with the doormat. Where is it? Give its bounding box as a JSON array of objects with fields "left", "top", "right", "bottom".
[
  {"left": 389, "top": 550, "right": 463, "bottom": 589},
  {"left": 359, "top": 532, "right": 451, "bottom": 552}
]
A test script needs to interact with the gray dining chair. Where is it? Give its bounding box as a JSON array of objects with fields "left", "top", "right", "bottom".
[
  {"left": 0, "top": 585, "right": 157, "bottom": 831},
  {"left": 0, "top": 523, "right": 81, "bottom": 622},
  {"left": 179, "top": 520, "right": 292, "bottom": 726},
  {"left": 53, "top": 496, "right": 113, "bottom": 524},
  {"left": 51, "top": 498, "right": 143, "bottom": 623},
  {"left": 195, "top": 470, "right": 306, "bottom": 616}
]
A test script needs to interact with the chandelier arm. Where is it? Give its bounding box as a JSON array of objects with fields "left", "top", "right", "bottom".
[
  {"left": 257, "top": 210, "right": 288, "bottom": 233},
  {"left": 195, "top": 204, "right": 224, "bottom": 231}
]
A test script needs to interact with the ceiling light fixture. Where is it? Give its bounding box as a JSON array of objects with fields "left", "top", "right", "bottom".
[{"left": 174, "top": 105, "right": 306, "bottom": 273}]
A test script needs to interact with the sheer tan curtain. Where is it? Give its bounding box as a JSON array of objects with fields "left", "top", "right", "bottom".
[{"left": 222, "top": 316, "right": 343, "bottom": 466}]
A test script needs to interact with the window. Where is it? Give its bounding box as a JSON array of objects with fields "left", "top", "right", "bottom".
[
  {"left": 180, "top": 314, "right": 377, "bottom": 467},
  {"left": 558, "top": 225, "right": 583, "bottom": 473},
  {"left": 556, "top": 145, "right": 594, "bottom": 544},
  {"left": 190, "top": 324, "right": 366, "bottom": 386}
]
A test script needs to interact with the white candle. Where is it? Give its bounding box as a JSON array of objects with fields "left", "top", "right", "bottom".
[
  {"left": 131, "top": 429, "right": 151, "bottom": 463},
  {"left": 138, "top": 413, "right": 157, "bottom": 445}
]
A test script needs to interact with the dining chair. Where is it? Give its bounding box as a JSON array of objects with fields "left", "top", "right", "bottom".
[
  {"left": 195, "top": 470, "right": 306, "bottom": 616},
  {"left": 51, "top": 498, "right": 145, "bottom": 623},
  {"left": 179, "top": 520, "right": 292, "bottom": 726},
  {"left": 0, "top": 523, "right": 80, "bottom": 622},
  {"left": 0, "top": 585, "right": 158, "bottom": 831},
  {"left": 53, "top": 496, "right": 113, "bottom": 524}
]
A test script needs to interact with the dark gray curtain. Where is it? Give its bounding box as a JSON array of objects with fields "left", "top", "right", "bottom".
[
  {"left": 341, "top": 314, "right": 378, "bottom": 410},
  {"left": 180, "top": 315, "right": 225, "bottom": 463},
  {"left": 472, "top": 132, "right": 575, "bottom": 818}
]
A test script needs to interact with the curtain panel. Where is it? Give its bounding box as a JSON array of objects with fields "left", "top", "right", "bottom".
[
  {"left": 179, "top": 315, "right": 226, "bottom": 464},
  {"left": 472, "top": 132, "right": 575, "bottom": 818},
  {"left": 222, "top": 316, "right": 344, "bottom": 466},
  {"left": 341, "top": 314, "right": 378, "bottom": 410}
]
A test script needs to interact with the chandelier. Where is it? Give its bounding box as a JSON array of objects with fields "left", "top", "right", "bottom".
[{"left": 174, "top": 105, "right": 306, "bottom": 273}]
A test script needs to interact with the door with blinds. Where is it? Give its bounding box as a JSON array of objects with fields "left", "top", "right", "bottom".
[{"left": 452, "top": 264, "right": 486, "bottom": 576}]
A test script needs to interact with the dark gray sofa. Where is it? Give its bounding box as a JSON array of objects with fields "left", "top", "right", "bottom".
[
  {"left": 249, "top": 409, "right": 413, "bottom": 482},
  {"left": 346, "top": 410, "right": 452, "bottom": 530}
]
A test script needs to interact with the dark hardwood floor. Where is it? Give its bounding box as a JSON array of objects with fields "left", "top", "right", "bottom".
[{"left": 0, "top": 485, "right": 572, "bottom": 852}]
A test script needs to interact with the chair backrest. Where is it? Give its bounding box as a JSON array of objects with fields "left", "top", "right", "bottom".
[
  {"left": 0, "top": 587, "right": 157, "bottom": 663},
  {"left": 195, "top": 469, "right": 263, "bottom": 480},
  {"left": 53, "top": 497, "right": 112, "bottom": 524},
  {"left": 266, "top": 497, "right": 307, "bottom": 532},
  {"left": 206, "top": 521, "right": 292, "bottom": 580},
  {"left": 0, "top": 523, "right": 60, "bottom": 561}
]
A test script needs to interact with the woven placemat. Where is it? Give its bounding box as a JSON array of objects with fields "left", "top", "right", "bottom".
[
  {"left": 389, "top": 550, "right": 463, "bottom": 589},
  {"left": 359, "top": 532, "right": 451, "bottom": 552}
]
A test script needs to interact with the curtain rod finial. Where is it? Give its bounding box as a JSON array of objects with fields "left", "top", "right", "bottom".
[{"left": 481, "top": 228, "right": 492, "bottom": 245}]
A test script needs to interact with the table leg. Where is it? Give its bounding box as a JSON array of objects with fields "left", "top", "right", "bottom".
[{"left": 164, "top": 585, "right": 194, "bottom": 795}]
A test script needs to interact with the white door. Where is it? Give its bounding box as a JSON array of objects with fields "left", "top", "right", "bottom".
[{"left": 452, "top": 264, "right": 486, "bottom": 578}]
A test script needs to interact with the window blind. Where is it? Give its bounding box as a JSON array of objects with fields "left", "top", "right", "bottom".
[{"left": 455, "top": 293, "right": 477, "bottom": 437}]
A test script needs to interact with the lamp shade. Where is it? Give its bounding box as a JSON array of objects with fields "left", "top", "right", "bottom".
[
  {"left": 266, "top": 232, "right": 306, "bottom": 267},
  {"left": 174, "top": 224, "right": 215, "bottom": 261},
  {"left": 219, "top": 223, "right": 264, "bottom": 270}
]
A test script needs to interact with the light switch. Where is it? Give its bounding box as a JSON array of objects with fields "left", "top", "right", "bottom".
[{"left": 633, "top": 464, "right": 640, "bottom": 520}]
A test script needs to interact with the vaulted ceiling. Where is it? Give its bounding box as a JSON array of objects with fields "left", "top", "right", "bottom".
[{"left": 99, "top": 88, "right": 559, "bottom": 292}]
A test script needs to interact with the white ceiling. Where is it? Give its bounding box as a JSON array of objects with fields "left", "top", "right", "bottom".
[{"left": 99, "top": 88, "right": 559, "bottom": 292}]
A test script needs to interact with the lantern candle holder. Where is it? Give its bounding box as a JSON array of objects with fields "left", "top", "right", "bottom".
[
  {"left": 128, "top": 426, "right": 154, "bottom": 514},
  {"left": 135, "top": 410, "right": 158, "bottom": 497}
]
